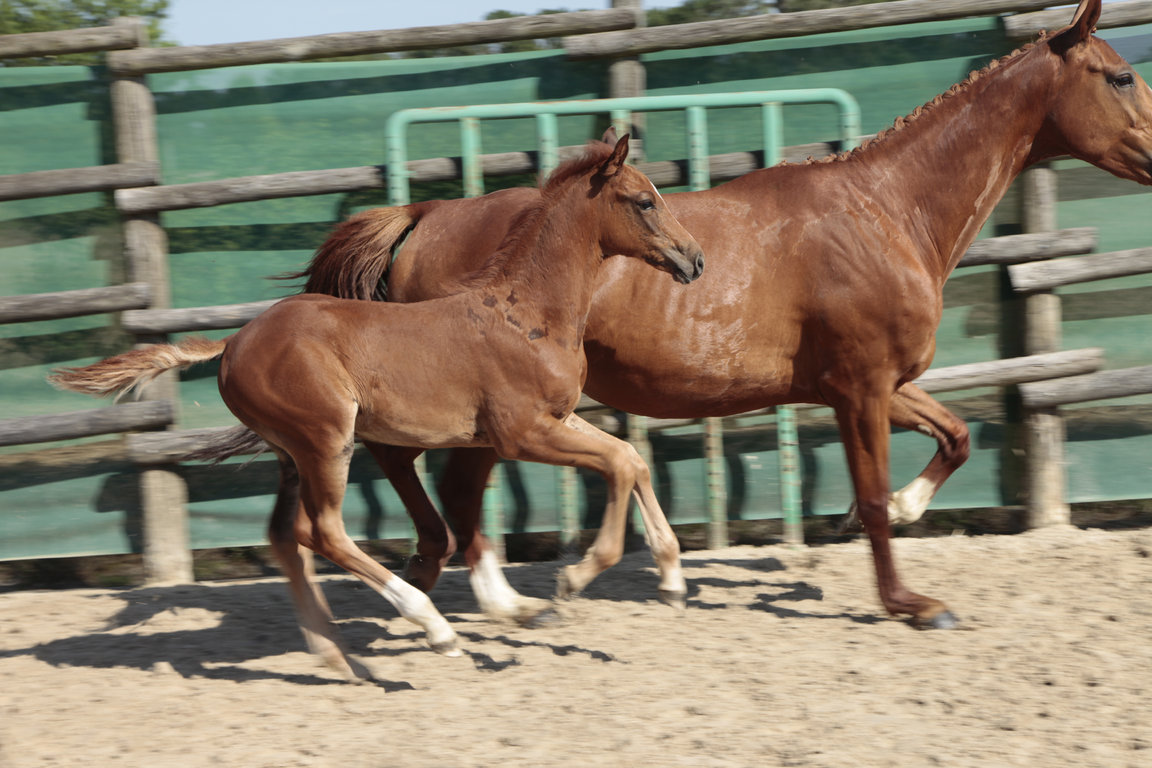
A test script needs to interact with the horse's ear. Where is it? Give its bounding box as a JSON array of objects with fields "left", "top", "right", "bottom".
[
  {"left": 601, "top": 126, "right": 620, "bottom": 146},
  {"left": 598, "top": 133, "right": 631, "bottom": 178},
  {"left": 1050, "top": 0, "right": 1100, "bottom": 55}
]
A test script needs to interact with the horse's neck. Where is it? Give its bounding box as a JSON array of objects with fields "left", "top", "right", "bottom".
[{"left": 853, "top": 46, "right": 1053, "bottom": 282}]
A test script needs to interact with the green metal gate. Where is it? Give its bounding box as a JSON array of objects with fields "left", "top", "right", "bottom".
[{"left": 383, "top": 90, "right": 861, "bottom": 550}]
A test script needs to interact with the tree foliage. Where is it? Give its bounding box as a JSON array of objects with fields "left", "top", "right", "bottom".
[{"left": 0, "top": 0, "right": 171, "bottom": 65}]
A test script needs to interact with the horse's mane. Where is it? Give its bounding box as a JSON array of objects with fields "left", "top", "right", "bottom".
[
  {"left": 806, "top": 31, "right": 1051, "bottom": 166},
  {"left": 449, "top": 141, "right": 616, "bottom": 290}
]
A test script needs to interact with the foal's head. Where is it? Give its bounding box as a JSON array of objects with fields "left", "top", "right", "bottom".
[
  {"left": 1037, "top": 0, "right": 1152, "bottom": 184},
  {"left": 556, "top": 134, "right": 704, "bottom": 284}
]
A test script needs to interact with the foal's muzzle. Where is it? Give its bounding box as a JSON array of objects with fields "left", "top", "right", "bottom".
[{"left": 673, "top": 247, "right": 706, "bottom": 284}]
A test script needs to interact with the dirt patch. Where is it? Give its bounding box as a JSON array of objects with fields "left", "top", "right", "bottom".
[{"left": 1, "top": 524, "right": 1150, "bottom": 767}]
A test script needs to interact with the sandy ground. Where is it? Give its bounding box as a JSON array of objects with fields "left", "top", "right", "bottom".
[{"left": 1, "top": 525, "right": 1150, "bottom": 768}]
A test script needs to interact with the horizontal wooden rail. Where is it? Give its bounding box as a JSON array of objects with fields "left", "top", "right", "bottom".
[
  {"left": 1006, "top": 0, "right": 1152, "bottom": 38},
  {"left": 957, "top": 227, "right": 1097, "bottom": 268},
  {"left": 115, "top": 167, "right": 384, "bottom": 214},
  {"left": 126, "top": 396, "right": 621, "bottom": 464},
  {"left": 0, "top": 22, "right": 142, "bottom": 59},
  {"left": 625, "top": 348, "right": 1105, "bottom": 429},
  {"left": 107, "top": 9, "right": 636, "bottom": 75},
  {"left": 0, "top": 162, "right": 159, "bottom": 202},
  {"left": 113, "top": 143, "right": 847, "bottom": 214},
  {"left": 1019, "top": 365, "right": 1152, "bottom": 408},
  {"left": 0, "top": 282, "right": 152, "bottom": 325},
  {"left": 565, "top": 0, "right": 1059, "bottom": 59},
  {"left": 120, "top": 350, "right": 1106, "bottom": 464},
  {"left": 0, "top": 400, "right": 173, "bottom": 447},
  {"left": 1008, "top": 247, "right": 1152, "bottom": 292},
  {"left": 913, "top": 347, "right": 1104, "bottom": 392},
  {"left": 120, "top": 299, "right": 278, "bottom": 335}
]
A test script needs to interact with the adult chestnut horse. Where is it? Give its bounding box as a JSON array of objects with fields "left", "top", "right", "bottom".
[
  {"left": 296, "top": 0, "right": 1152, "bottom": 631},
  {"left": 51, "top": 137, "right": 704, "bottom": 680}
]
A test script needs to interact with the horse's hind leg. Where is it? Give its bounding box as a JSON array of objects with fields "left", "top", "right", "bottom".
[
  {"left": 266, "top": 453, "right": 372, "bottom": 681},
  {"left": 363, "top": 442, "right": 456, "bottom": 592},
  {"left": 841, "top": 382, "right": 970, "bottom": 532},
  {"left": 437, "top": 447, "right": 557, "bottom": 626},
  {"left": 501, "top": 413, "right": 685, "bottom": 607}
]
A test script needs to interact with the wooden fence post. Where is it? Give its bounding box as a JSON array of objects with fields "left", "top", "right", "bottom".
[
  {"left": 608, "top": 0, "right": 646, "bottom": 138},
  {"left": 1019, "top": 163, "right": 1071, "bottom": 527},
  {"left": 110, "top": 17, "right": 194, "bottom": 583}
]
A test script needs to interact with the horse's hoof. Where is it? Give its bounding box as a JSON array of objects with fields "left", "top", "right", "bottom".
[
  {"left": 403, "top": 555, "right": 440, "bottom": 593},
  {"left": 912, "top": 610, "right": 959, "bottom": 630},
  {"left": 658, "top": 588, "right": 688, "bottom": 611},
  {"left": 837, "top": 506, "right": 863, "bottom": 535},
  {"left": 517, "top": 605, "right": 563, "bottom": 629}
]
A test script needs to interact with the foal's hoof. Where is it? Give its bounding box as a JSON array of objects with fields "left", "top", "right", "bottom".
[
  {"left": 428, "top": 637, "right": 463, "bottom": 657},
  {"left": 658, "top": 588, "right": 688, "bottom": 611},
  {"left": 912, "top": 610, "right": 959, "bottom": 631},
  {"left": 555, "top": 570, "right": 579, "bottom": 600},
  {"left": 517, "top": 605, "right": 563, "bottom": 629}
]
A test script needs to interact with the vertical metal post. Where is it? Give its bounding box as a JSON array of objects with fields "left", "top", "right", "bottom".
[
  {"left": 762, "top": 102, "right": 783, "bottom": 166},
  {"left": 610, "top": 107, "right": 632, "bottom": 142},
  {"left": 777, "top": 406, "right": 803, "bottom": 545},
  {"left": 536, "top": 112, "right": 559, "bottom": 180},
  {"left": 483, "top": 462, "right": 507, "bottom": 561},
  {"left": 559, "top": 465, "right": 580, "bottom": 552},
  {"left": 460, "top": 117, "right": 484, "bottom": 198},
  {"left": 685, "top": 106, "right": 710, "bottom": 191},
  {"left": 386, "top": 124, "right": 410, "bottom": 206},
  {"left": 685, "top": 105, "right": 727, "bottom": 548}
]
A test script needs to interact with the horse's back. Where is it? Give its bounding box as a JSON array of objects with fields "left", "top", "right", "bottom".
[{"left": 389, "top": 187, "right": 542, "bottom": 302}]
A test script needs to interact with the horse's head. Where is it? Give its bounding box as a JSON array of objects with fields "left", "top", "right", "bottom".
[
  {"left": 1039, "top": 0, "right": 1152, "bottom": 184},
  {"left": 592, "top": 134, "right": 705, "bottom": 284}
]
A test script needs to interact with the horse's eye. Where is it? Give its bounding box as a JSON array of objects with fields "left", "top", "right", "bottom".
[
  {"left": 1112, "top": 72, "right": 1135, "bottom": 88},
  {"left": 637, "top": 199, "right": 656, "bottom": 211}
]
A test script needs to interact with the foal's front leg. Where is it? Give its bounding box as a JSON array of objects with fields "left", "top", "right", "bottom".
[{"left": 502, "top": 413, "right": 686, "bottom": 607}]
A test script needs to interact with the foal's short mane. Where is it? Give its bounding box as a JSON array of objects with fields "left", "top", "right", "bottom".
[
  {"left": 807, "top": 31, "right": 1050, "bottom": 166},
  {"left": 450, "top": 140, "right": 618, "bottom": 290}
]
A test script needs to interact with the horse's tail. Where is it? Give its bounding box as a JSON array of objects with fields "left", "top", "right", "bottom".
[
  {"left": 49, "top": 335, "right": 229, "bottom": 401},
  {"left": 183, "top": 424, "right": 268, "bottom": 465},
  {"left": 286, "top": 206, "right": 420, "bottom": 301}
]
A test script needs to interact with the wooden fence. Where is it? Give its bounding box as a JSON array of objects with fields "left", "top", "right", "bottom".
[{"left": 2, "top": 0, "right": 1151, "bottom": 581}]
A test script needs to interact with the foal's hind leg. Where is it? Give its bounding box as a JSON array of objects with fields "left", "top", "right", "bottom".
[
  {"left": 266, "top": 454, "right": 372, "bottom": 681},
  {"left": 841, "top": 383, "right": 971, "bottom": 532},
  {"left": 501, "top": 413, "right": 685, "bottom": 607}
]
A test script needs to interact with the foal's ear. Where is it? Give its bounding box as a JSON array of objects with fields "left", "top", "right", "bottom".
[
  {"left": 601, "top": 126, "right": 620, "bottom": 146},
  {"left": 1050, "top": 0, "right": 1100, "bottom": 55},
  {"left": 598, "top": 133, "right": 631, "bottom": 178}
]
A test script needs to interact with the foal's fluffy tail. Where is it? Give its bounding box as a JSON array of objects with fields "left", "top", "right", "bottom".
[
  {"left": 49, "top": 336, "right": 228, "bottom": 401},
  {"left": 285, "top": 206, "right": 420, "bottom": 301}
]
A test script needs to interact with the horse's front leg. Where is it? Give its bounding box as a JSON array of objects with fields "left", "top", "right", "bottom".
[
  {"left": 830, "top": 391, "right": 958, "bottom": 629},
  {"left": 501, "top": 413, "right": 685, "bottom": 608},
  {"left": 841, "top": 382, "right": 971, "bottom": 532}
]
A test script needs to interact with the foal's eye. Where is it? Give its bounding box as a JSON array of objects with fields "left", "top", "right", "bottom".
[
  {"left": 1111, "top": 72, "right": 1135, "bottom": 88},
  {"left": 637, "top": 199, "right": 656, "bottom": 211}
]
